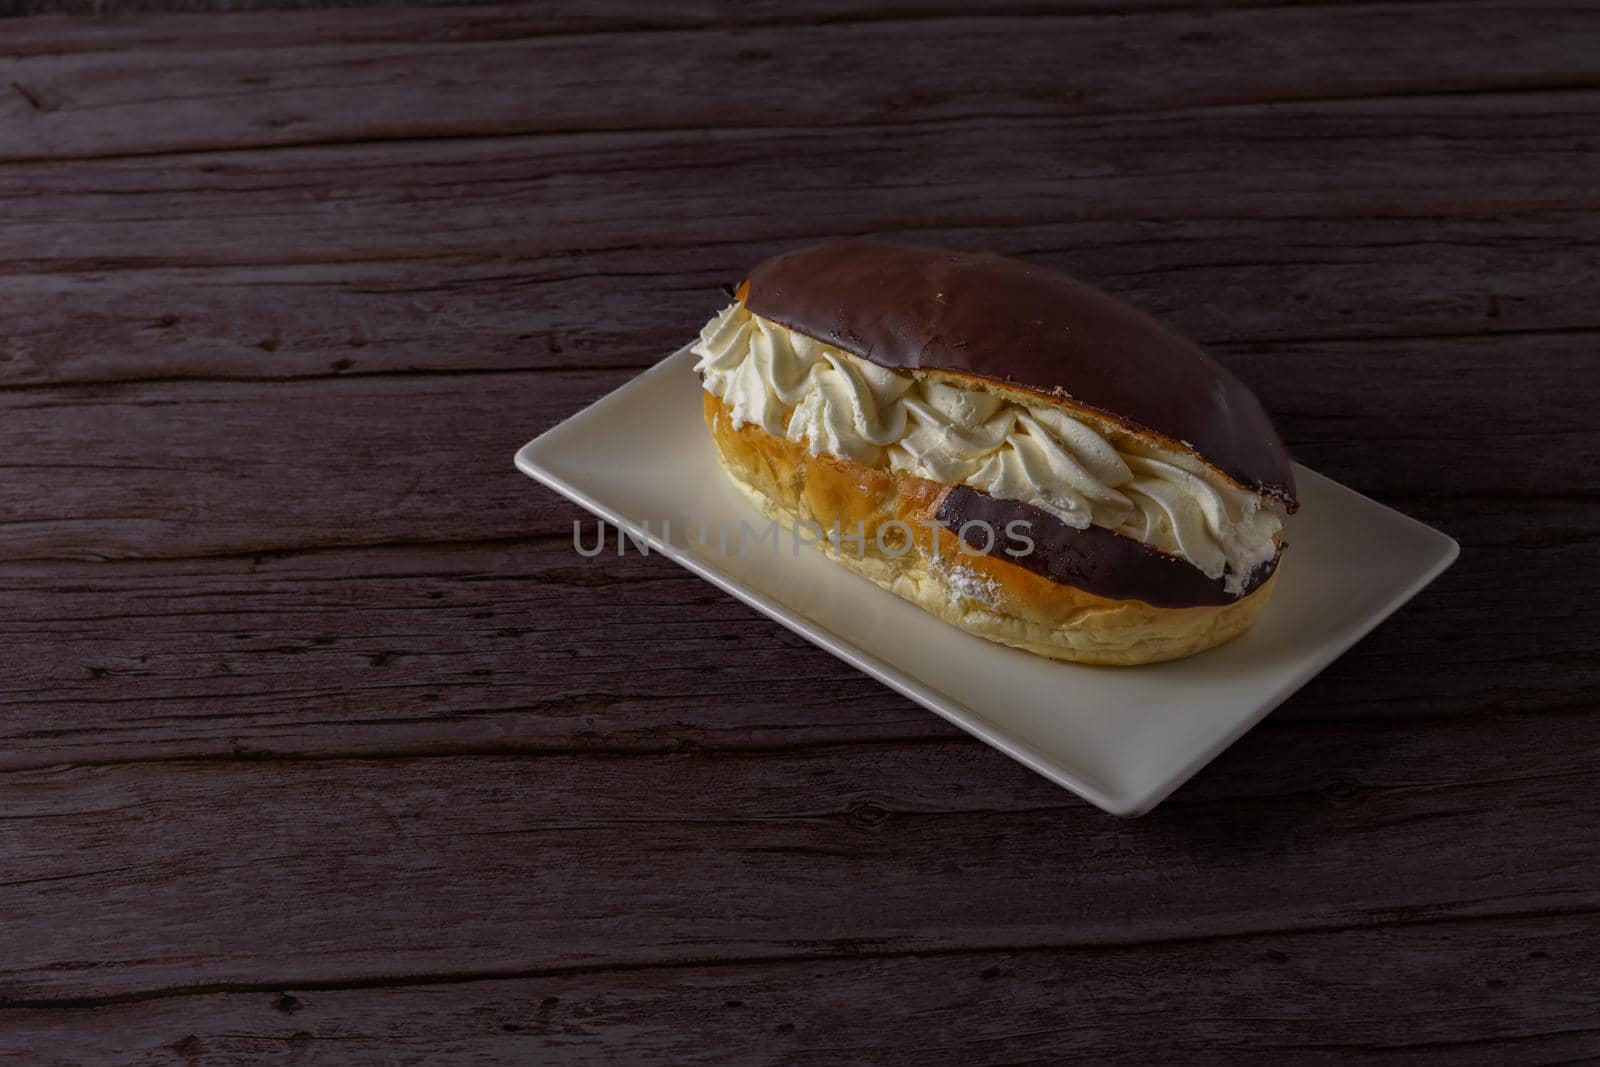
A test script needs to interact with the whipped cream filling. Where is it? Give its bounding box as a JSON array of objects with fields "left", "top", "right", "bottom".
[{"left": 693, "top": 303, "right": 1284, "bottom": 593}]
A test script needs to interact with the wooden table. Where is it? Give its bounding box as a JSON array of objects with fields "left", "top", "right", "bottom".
[{"left": 3, "top": 2, "right": 1598, "bottom": 1061}]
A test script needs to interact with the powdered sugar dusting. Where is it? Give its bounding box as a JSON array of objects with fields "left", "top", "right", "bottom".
[{"left": 939, "top": 560, "right": 1003, "bottom": 609}]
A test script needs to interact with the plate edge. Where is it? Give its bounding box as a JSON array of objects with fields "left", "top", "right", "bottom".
[{"left": 513, "top": 346, "right": 1465, "bottom": 817}]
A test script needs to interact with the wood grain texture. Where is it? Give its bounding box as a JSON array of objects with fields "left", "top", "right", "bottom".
[
  {"left": 4, "top": 920, "right": 1600, "bottom": 1064},
  {"left": 0, "top": 736, "right": 1596, "bottom": 1004},
  {"left": 2, "top": 0, "right": 1598, "bottom": 1061},
  {"left": 2, "top": 100, "right": 1599, "bottom": 385},
  {"left": 5, "top": 2, "right": 1600, "bottom": 162}
]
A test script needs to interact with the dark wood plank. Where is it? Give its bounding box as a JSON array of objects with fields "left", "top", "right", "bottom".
[
  {"left": 0, "top": 541, "right": 945, "bottom": 769},
  {"left": 5, "top": 2, "right": 1599, "bottom": 161},
  {"left": 3, "top": 916, "right": 1597, "bottom": 1064},
  {"left": 2, "top": 95, "right": 1599, "bottom": 387},
  {"left": 0, "top": 732, "right": 1596, "bottom": 1005},
  {"left": 0, "top": 0, "right": 1264, "bottom": 34},
  {"left": 0, "top": 373, "right": 612, "bottom": 562},
  {"left": 6, "top": 96, "right": 1597, "bottom": 265}
]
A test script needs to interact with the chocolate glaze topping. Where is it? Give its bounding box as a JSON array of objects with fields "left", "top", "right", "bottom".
[
  {"left": 937, "top": 486, "right": 1279, "bottom": 608},
  {"left": 745, "top": 241, "right": 1296, "bottom": 507}
]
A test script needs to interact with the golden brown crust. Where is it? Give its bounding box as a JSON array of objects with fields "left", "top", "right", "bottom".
[{"left": 702, "top": 391, "right": 1280, "bottom": 665}]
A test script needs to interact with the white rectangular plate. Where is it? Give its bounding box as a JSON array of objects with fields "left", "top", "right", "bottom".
[{"left": 516, "top": 345, "right": 1458, "bottom": 816}]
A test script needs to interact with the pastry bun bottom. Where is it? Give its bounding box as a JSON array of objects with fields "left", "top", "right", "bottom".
[{"left": 703, "top": 392, "right": 1279, "bottom": 666}]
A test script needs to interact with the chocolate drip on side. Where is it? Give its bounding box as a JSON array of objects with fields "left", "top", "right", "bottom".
[
  {"left": 745, "top": 240, "right": 1296, "bottom": 508},
  {"left": 936, "top": 486, "right": 1279, "bottom": 608}
]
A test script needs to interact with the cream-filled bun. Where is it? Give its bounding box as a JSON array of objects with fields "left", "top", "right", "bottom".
[{"left": 692, "top": 241, "right": 1297, "bottom": 665}]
